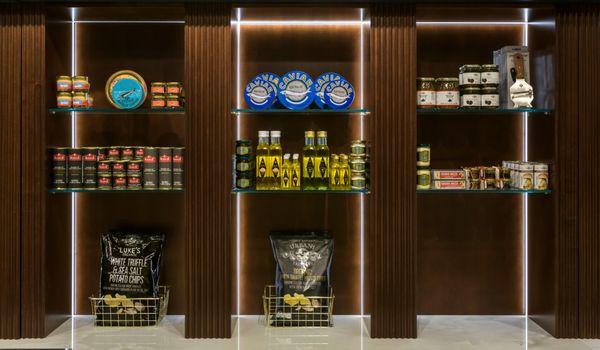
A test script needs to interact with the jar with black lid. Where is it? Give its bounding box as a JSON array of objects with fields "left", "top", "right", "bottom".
[
  {"left": 481, "top": 64, "right": 500, "bottom": 87},
  {"left": 459, "top": 65, "right": 481, "bottom": 86},
  {"left": 481, "top": 86, "right": 499, "bottom": 109},
  {"left": 460, "top": 86, "right": 481, "bottom": 109}
]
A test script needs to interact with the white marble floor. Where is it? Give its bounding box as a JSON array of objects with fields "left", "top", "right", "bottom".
[{"left": 1, "top": 315, "right": 599, "bottom": 350}]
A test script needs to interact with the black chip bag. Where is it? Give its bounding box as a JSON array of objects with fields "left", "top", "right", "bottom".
[
  {"left": 100, "top": 232, "right": 165, "bottom": 298},
  {"left": 269, "top": 231, "right": 333, "bottom": 297}
]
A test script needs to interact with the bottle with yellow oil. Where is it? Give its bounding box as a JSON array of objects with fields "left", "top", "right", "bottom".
[
  {"left": 291, "top": 153, "right": 301, "bottom": 190},
  {"left": 339, "top": 154, "right": 351, "bottom": 190},
  {"left": 281, "top": 153, "right": 292, "bottom": 190},
  {"left": 315, "top": 131, "right": 330, "bottom": 190},
  {"left": 302, "top": 131, "right": 317, "bottom": 190},
  {"left": 256, "top": 130, "right": 271, "bottom": 190},
  {"left": 269, "top": 130, "right": 282, "bottom": 190},
  {"left": 330, "top": 154, "right": 341, "bottom": 190}
]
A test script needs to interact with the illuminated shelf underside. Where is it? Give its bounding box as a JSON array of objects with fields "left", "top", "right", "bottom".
[
  {"left": 232, "top": 188, "right": 369, "bottom": 194},
  {"left": 417, "top": 108, "right": 553, "bottom": 114},
  {"left": 49, "top": 107, "right": 185, "bottom": 114},
  {"left": 49, "top": 189, "right": 184, "bottom": 193},
  {"left": 417, "top": 189, "right": 552, "bottom": 194},
  {"left": 232, "top": 108, "right": 369, "bottom": 115}
]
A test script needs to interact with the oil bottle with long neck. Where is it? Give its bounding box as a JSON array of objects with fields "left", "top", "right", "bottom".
[
  {"left": 256, "top": 130, "right": 271, "bottom": 190},
  {"left": 339, "top": 153, "right": 351, "bottom": 190},
  {"left": 302, "top": 131, "right": 316, "bottom": 190},
  {"left": 315, "top": 131, "right": 330, "bottom": 190},
  {"left": 330, "top": 154, "right": 340, "bottom": 190},
  {"left": 269, "top": 130, "right": 282, "bottom": 190},
  {"left": 281, "top": 153, "right": 292, "bottom": 190},
  {"left": 291, "top": 153, "right": 301, "bottom": 190}
]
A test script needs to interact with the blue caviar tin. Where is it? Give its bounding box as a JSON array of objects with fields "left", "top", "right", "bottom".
[
  {"left": 324, "top": 79, "right": 355, "bottom": 110},
  {"left": 251, "top": 72, "right": 280, "bottom": 91},
  {"left": 277, "top": 70, "right": 315, "bottom": 110},
  {"left": 314, "top": 72, "right": 344, "bottom": 109},
  {"left": 244, "top": 78, "right": 277, "bottom": 110}
]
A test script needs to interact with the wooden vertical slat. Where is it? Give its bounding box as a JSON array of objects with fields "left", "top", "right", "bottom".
[
  {"left": 369, "top": 4, "right": 416, "bottom": 338},
  {"left": 0, "top": 4, "right": 22, "bottom": 340},
  {"left": 185, "top": 3, "right": 232, "bottom": 339},
  {"left": 20, "top": 3, "right": 46, "bottom": 338}
]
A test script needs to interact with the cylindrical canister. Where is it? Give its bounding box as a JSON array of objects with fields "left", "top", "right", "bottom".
[
  {"left": 173, "top": 172, "right": 183, "bottom": 189},
  {"left": 112, "top": 160, "right": 127, "bottom": 175},
  {"left": 143, "top": 147, "right": 158, "bottom": 172},
  {"left": 98, "top": 175, "right": 112, "bottom": 190},
  {"left": 158, "top": 148, "right": 173, "bottom": 172},
  {"left": 52, "top": 147, "right": 68, "bottom": 172},
  {"left": 83, "top": 173, "right": 97, "bottom": 189},
  {"left": 143, "top": 171, "right": 158, "bottom": 189},
  {"left": 97, "top": 160, "right": 111, "bottom": 176},
  {"left": 107, "top": 146, "right": 120, "bottom": 161},
  {"left": 82, "top": 147, "right": 97, "bottom": 174},
  {"left": 68, "top": 148, "right": 83, "bottom": 188},
  {"left": 113, "top": 174, "right": 127, "bottom": 190},
  {"left": 172, "top": 147, "right": 184, "bottom": 173},
  {"left": 121, "top": 146, "right": 134, "bottom": 161},
  {"left": 134, "top": 147, "right": 145, "bottom": 160},
  {"left": 127, "top": 175, "right": 142, "bottom": 190},
  {"left": 127, "top": 160, "right": 143, "bottom": 176}
]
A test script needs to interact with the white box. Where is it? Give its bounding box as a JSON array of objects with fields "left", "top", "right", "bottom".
[{"left": 493, "top": 46, "right": 531, "bottom": 108}]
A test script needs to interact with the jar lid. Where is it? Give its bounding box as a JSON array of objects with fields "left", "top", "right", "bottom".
[
  {"left": 534, "top": 163, "right": 548, "bottom": 170},
  {"left": 331, "top": 154, "right": 339, "bottom": 161},
  {"left": 481, "top": 64, "right": 499, "bottom": 70},
  {"left": 461, "top": 87, "right": 481, "bottom": 93},
  {"left": 57, "top": 92, "right": 72, "bottom": 96},
  {"left": 417, "top": 143, "right": 430, "bottom": 147},
  {"left": 481, "top": 87, "right": 498, "bottom": 93},
  {"left": 236, "top": 140, "right": 252, "bottom": 146},
  {"left": 73, "top": 75, "right": 88, "bottom": 80},
  {"left": 436, "top": 77, "right": 459, "bottom": 82},
  {"left": 57, "top": 75, "right": 72, "bottom": 79},
  {"left": 339, "top": 154, "right": 348, "bottom": 160},
  {"left": 152, "top": 94, "right": 166, "bottom": 98},
  {"left": 167, "top": 82, "right": 181, "bottom": 86},
  {"left": 460, "top": 64, "right": 482, "bottom": 71},
  {"left": 417, "top": 77, "right": 435, "bottom": 81},
  {"left": 73, "top": 92, "right": 87, "bottom": 96},
  {"left": 152, "top": 82, "right": 166, "bottom": 85}
]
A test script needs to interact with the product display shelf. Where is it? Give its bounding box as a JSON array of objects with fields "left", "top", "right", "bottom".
[
  {"left": 49, "top": 107, "right": 185, "bottom": 115},
  {"left": 49, "top": 189, "right": 184, "bottom": 194},
  {"left": 417, "top": 189, "right": 552, "bottom": 194},
  {"left": 232, "top": 188, "right": 369, "bottom": 194},
  {"left": 417, "top": 108, "right": 553, "bottom": 115},
  {"left": 232, "top": 108, "right": 370, "bottom": 115}
]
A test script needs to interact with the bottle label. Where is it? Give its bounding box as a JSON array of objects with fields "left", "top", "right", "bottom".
[
  {"left": 436, "top": 91, "right": 459, "bottom": 106},
  {"left": 282, "top": 168, "right": 290, "bottom": 188},
  {"left": 331, "top": 168, "right": 340, "bottom": 186},
  {"left": 292, "top": 168, "right": 300, "bottom": 187},
  {"left": 417, "top": 91, "right": 436, "bottom": 107},
  {"left": 342, "top": 169, "right": 349, "bottom": 186},
  {"left": 481, "top": 71, "right": 499, "bottom": 85},
  {"left": 317, "top": 157, "right": 329, "bottom": 179},
  {"left": 271, "top": 157, "right": 280, "bottom": 180},
  {"left": 257, "top": 156, "right": 268, "bottom": 179},
  {"left": 459, "top": 72, "right": 481, "bottom": 85},
  {"left": 303, "top": 157, "right": 315, "bottom": 179}
]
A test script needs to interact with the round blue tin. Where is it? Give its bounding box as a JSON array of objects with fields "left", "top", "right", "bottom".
[
  {"left": 324, "top": 79, "right": 355, "bottom": 110},
  {"left": 244, "top": 78, "right": 276, "bottom": 110},
  {"left": 314, "top": 72, "right": 344, "bottom": 109},
  {"left": 277, "top": 70, "right": 315, "bottom": 110}
]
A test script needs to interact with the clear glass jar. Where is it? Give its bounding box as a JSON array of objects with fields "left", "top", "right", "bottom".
[
  {"left": 481, "top": 87, "right": 499, "bottom": 109},
  {"left": 460, "top": 87, "right": 481, "bottom": 109},
  {"left": 417, "top": 77, "right": 436, "bottom": 108},
  {"left": 56, "top": 75, "right": 72, "bottom": 92},
  {"left": 481, "top": 64, "right": 500, "bottom": 87},
  {"left": 435, "top": 78, "right": 459, "bottom": 108},
  {"left": 459, "top": 65, "right": 481, "bottom": 86},
  {"left": 72, "top": 75, "right": 90, "bottom": 92}
]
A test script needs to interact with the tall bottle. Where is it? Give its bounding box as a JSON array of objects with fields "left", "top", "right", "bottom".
[
  {"left": 291, "top": 153, "right": 301, "bottom": 190},
  {"left": 302, "top": 131, "right": 317, "bottom": 190},
  {"left": 315, "top": 131, "right": 330, "bottom": 190},
  {"left": 269, "top": 130, "right": 283, "bottom": 190},
  {"left": 330, "top": 154, "right": 341, "bottom": 190},
  {"left": 281, "top": 153, "right": 292, "bottom": 190},
  {"left": 256, "top": 130, "right": 271, "bottom": 190},
  {"left": 339, "top": 154, "right": 351, "bottom": 190}
]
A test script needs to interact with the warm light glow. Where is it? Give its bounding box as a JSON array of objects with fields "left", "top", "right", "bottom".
[
  {"left": 74, "top": 20, "right": 184, "bottom": 24},
  {"left": 417, "top": 21, "right": 529, "bottom": 26},
  {"left": 235, "top": 7, "right": 242, "bottom": 317},
  {"left": 232, "top": 20, "right": 366, "bottom": 26},
  {"left": 70, "top": 7, "right": 77, "bottom": 321}
]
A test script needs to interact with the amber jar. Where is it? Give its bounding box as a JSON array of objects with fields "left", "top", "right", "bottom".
[
  {"left": 435, "top": 78, "right": 460, "bottom": 108},
  {"left": 166, "top": 94, "right": 181, "bottom": 108},
  {"left": 72, "top": 76, "right": 90, "bottom": 92},
  {"left": 166, "top": 82, "right": 182, "bottom": 95},
  {"left": 151, "top": 82, "right": 166, "bottom": 95},
  {"left": 151, "top": 94, "right": 167, "bottom": 108},
  {"left": 56, "top": 75, "right": 72, "bottom": 92},
  {"left": 417, "top": 77, "right": 436, "bottom": 108},
  {"left": 57, "top": 92, "right": 72, "bottom": 108},
  {"left": 72, "top": 92, "right": 88, "bottom": 108}
]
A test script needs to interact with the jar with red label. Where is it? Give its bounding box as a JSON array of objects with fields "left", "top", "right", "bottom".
[
  {"left": 166, "top": 82, "right": 182, "bottom": 95},
  {"left": 151, "top": 94, "right": 166, "bottom": 109},
  {"left": 97, "top": 161, "right": 111, "bottom": 175},
  {"left": 107, "top": 146, "right": 120, "bottom": 161},
  {"left": 134, "top": 147, "right": 145, "bottom": 160},
  {"left": 143, "top": 147, "right": 158, "bottom": 172},
  {"left": 72, "top": 76, "right": 90, "bottom": 92},
  {"left": 113, "top": 175, "right": 127, "bottom": 190},
  {"left": 56, "top": 76, "right": 72, "bottom": 92},
  {"left": 72, "top": 92, "right": 87, "bottom": 108},
  {"left": 57, "top": 92, "right": 72, "bottom": 108},
  {"left": 112, "top": 160, "right": 127, "bottom": 175},
  {"left": 98, "top": 175, "right": 112, "bottom": 190},
  {"left": 127, "top": 175, "right": 142, "bottom": 190},
  {"left": 121, "top": 147, "right": 134, "bottom": 161},
  {"left": 172, "top": 147, "right": 184, "bottom": 173},
  {"left": 127, "top": 160, "right": 143, "bottom": 176},
  {"left": 151, "top": 82, "right": 166, "bottom": 95},
  {"left": 166, "top": 94, "right": 181, "bottom": 108}
]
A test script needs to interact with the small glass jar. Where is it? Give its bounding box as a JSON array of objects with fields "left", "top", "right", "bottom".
[
  {"left": 481, "top": 87, "right": 499, "bottom": 109},
  {"left": 460, "top": 87, "right": 481, "bottom": 109},
  {"left": 236, "top": 140, "right": 252, "bottom": 156},
  {"left": 519, "top": 163, "right": 534, "bottom": 190},
  {"left": 236, "top": 172, "right": 254, "bottom": 189},
  {"left": 72, "top": 76, "right": 90, "bottom": 92},
  {"left": 350, "top": 140, "right": 366, "bottom": 156},
  {"left": 236, "top": 155, "right": 255, "bottom": 172},
  {"left": 417, "top": 77, "right": 436, "bottom": 108},
  {"left": 481, "top": 64, "right": 500, "bottom": 87},
  {"left": 57, "top": 92, "right": 72, "bottom": 108},
  {"left": 534, "top": 163, "right": 549, "bottom": 190},
  {"left": 166, "top": 94, "right": 181, "bottom": 108},
  {"left": 349, "top": 156, "right": 366, "bottom": 171},
  {"left": 166, "top": 82, "right": 182, "bottom": 95},
  {"left": 151, "top": 94, "right": 166, "bottom": 108},
  {"left": 459, "top": 65, "right": 481, "bottom": 86},
  {"left": 56, "top": 75, "right": 72, "bottom": 92},
  {"left": 151, "top": 82, "right": 166, "bottom": 95},
  {"left": 417, "top": 144, "right": 430, "bottom": 167},
  {"left": 417, "top": 167, "right": 431, "bottom": 189},
  {"left": 435, "top": 78, "right": 460, "bottom": 108},
  {"left": 351, "top": 175, "right": 366, "bottom": 190},
  {"left": 72, "top": 92, "right": 87, "bottom": 108}
]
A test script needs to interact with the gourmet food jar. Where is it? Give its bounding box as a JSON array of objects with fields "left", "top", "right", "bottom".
[
  {"left": 435, "top": 78, "right": 459, "bottom": 108},
  {"left": 459, "top": 65, "right": 481, "bottom": 86},
  {"left": 417, "top": 77, "right": 436, "bottom": 109},
  {"left": 417, "top": 144, "right": 431, "bottom": 167},
  {"left": 481, "top": 87, "right": 500, "bottom": 109},
  {"left": 534, "top": 163, "right": 549, "bottom": 190},
  {"left": 56, "top": 75, "right": 72, "bottom": 92},
  {"left": 72, "top": 75, "right": 90, "bottom": 92},
  {"left": 480, "top": 64, "right": 500, "bottom": 87}
]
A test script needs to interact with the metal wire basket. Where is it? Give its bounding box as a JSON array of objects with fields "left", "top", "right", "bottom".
[
  {"left": 89, "top": 286, "right": 169, "bottom": 327},
  {"left": 262, "top": 285, "right": 334, "bottom": 328}
]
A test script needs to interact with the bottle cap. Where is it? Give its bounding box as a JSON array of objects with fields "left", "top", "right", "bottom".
[
  {"left": 270, "top": 130, "right": 281, "bottom": 137},
  {"left": 339, "top": 153, "right": 348, "bottom": 160},
  {"left": 258, "top": 130, "right": 269, "bottom": 137},
  {"left": 305, "top": 130, "right": 315, "bottom": 137},
  {"left": 284, "top": 153, "right": 291, "bottom": 160},
  {"left": 293, "top": 154, "right": 300, "bottom": 160},
  {"left": 317, "top": 130, "right": 327, "bottom": 137}
]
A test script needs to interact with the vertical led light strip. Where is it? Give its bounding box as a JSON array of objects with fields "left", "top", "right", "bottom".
[
  {"left": 70, "top": 8, "right": 77, "bottom": 320},
  {"left": 522, "top": 8, "right": 530, "bottom": 348},
  {"left": 235, "top": 7, "right": 242, "bottom": 318},
  {"left": 359, "top": 8, "right": 365, "bottom": 317}
]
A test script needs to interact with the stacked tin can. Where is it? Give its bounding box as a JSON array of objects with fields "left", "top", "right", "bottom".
[
  {"left": 52, "top": 148, "right": 68, "bottom": 189},
  {"left": 458, "top": 64, "right": 500, "bottom": 109},
  {"left": 56, "top": 75, "right": 93, "bottom": 108},
  {"left": 150, "top": 82, "right": 184, "bottom": 109},
  {"left": 235, "top": 140, "right": 255, "bottom": 189},
  {"left": 349, "top": 140, "right": 368, "bottom": 190}
]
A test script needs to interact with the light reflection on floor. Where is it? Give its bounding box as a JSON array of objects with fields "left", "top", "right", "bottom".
[{"left": 0, "top": 316, "right": 598, "bottom": 350}]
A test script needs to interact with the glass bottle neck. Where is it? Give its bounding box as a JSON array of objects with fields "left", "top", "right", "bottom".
[
  {"left": 259, "top": 136, "right": 269, "bottom": 144},
  {"left": 317, "top": 137, "right": 327, "bottom": 146},
  {"left": 271, "top": 137, "right": 280, "bottom": 145},
  {"left": 305, "top": 137, "right": 315, "bottom": 146}
]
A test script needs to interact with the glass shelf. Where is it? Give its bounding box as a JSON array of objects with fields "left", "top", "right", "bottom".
[
  {"left": 232, "top": 188, "right": 369, "bottom": 194},
  {"left": 49, "top": 107, "right": 185, "bottom": 115},
  {"left": 49, "top": 189, "right": 184, "bottom": 193},
  {"left": 232, "top": 108, "right": 370, "bottom": 115},
  {"left": 417, "top": 189, "right": 552, "bottom": 194},
  {"left": 417, "top": 108, "right": 553, "bottom": 115}
]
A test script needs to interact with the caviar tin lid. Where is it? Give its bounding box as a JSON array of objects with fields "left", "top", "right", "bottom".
[
  {"left": 314, "top": 72, "right": 344, "bottom": 109},
  {"left": 251, "top": 73, "right": 280, "bottom": 92},
  {"left": 324, "top": 79, "right": 355, "bottom": 110},
  {"left": 277, "top": 70, "right": 315, "bottom": 110},
  {"left": 244, "top": 78, "right": 276, "bottom": 110}
]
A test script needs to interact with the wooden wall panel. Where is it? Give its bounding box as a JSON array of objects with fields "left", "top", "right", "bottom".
[
  {"left": 185, "top": 3, "right": 232, "bottom": 339},
  {"left": 556, "top": 5, "right": 600, "bottom": 339},
  {"left": 0, "top": 4, "right": 22, "bottom": 340},
  {"left": 369, "top": 4, "right": 416, "bottom": 338},
  {"left": 20, "top": 4, "right": 49, "bottom": 338}
]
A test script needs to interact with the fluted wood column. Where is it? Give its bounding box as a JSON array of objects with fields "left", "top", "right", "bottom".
[
  {"left": 0, "top": 4, "right": 22, "bottom": 339},
  {"left": 184, "top": 3, "right": 232, "bottom": 339},
  {"left": 369, "top": 4, "right": 417, "bottom": 338},
  {"left": 556, "top": 5, "right": 600, "bottom": 339}
]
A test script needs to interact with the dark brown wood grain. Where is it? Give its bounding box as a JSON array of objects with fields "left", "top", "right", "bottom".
[
  {"left": 0, "top": 4, "right": 22, "bottom": 340},
  {"left": 185, "top": 3, "right": 232, "bottom": 339},
  {"left": 369, "top": 4, "right": 417, "bottom": 338}
]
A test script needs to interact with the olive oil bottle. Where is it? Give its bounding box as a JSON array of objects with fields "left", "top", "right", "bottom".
[
  {"left": 269, "top": 131, "right": 282, "bottom": 190},
  {"left": 339, "top": 154, "right": 351, "bottom": 190},
  {"left": 330, "top": 154, "right": 341, "bottom": 190},
  {"left": 315, "top": 131, "right": 330, "bottom": 190},
  {"left": 281, "top": 153, "right": 292, "bottom": 190},
  {"left": 302, "top": 131, "right": 317, "bottom": 190},
  {"left": 291, "top": 153, "right": 301, "bottom": 190},
  {"left": 256, "top": 130, "right": 270, "bottom": 190}
]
